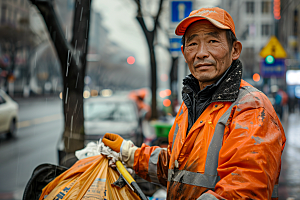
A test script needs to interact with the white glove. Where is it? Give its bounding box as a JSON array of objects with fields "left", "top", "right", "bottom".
[{"left": 120, "top": 140, "right": 138, "bottom": 168}]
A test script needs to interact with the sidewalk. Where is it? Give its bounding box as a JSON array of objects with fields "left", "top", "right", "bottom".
[{"left": 279, "top": 110, "right": 300, "bottom": 199}]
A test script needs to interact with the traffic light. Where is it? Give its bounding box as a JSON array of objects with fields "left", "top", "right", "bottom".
[
  {"left": 253, "top": 73, "right": 260, "bottom": 82},
  {"left": 273, "top": 0, "right": 281, "bottom": 20},
  {"left": 127, "top": 56, "right": 135, "bottom": 65},
  {"left": 265, "top": 55, "right": 275, "bottom": 64}
]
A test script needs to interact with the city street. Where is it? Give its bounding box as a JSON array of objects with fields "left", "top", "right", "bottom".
[
  {"left": 0, "top": 97, "right": 63, "bottom": 200},
  {"left": 0, "top": 98, "right": 299, "bottom": 199}
]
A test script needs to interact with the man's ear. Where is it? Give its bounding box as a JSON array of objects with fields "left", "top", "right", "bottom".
[
  {"left": 181, "top": 45, "right": 187, "bottom": 63},
  {"left": 231, "top": 41, "right": 242, "bottom": 61}
]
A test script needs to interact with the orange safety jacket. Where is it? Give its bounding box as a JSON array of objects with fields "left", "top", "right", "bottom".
[{"left": 132, "top": 62, "right": 286, "bottom": 199}]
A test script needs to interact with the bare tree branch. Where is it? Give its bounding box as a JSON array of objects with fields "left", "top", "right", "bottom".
[
  {"left": 134, "top": 0, "right": 165, "bottom": 119},
  {"left": 153, "top": 0, "right": 164, "bottom": 34}
]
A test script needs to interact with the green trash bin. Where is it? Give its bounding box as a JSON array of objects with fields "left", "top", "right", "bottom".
[{"left": 151, "top": 122, "right": 173, "bottom": 138}]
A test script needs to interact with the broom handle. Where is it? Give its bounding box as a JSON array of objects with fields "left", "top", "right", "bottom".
[{"left": 116, "top": 161, "right": 148, "bottom": 200}]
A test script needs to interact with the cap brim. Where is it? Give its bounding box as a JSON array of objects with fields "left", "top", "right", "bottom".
[{"left": 175, "top": 16, "right": 230, "bottom": 36}]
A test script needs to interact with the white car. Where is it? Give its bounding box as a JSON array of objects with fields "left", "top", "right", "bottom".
[{"left": 0, "top": 89, "right": 18, "bottom": 138}]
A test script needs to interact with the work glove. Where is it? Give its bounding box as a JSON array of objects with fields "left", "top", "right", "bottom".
[
  {"left": 102, "top": 133, "right": 138, "bottom": 168},
  {"left": 102, "top": 133, "right": 124, "bottom": 153}
]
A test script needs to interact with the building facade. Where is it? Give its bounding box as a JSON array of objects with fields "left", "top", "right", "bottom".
[
  {"left": 278, "top": 0, "right": 300, "bottom": 68},
  {"left": 221, "top": 0, "right": 275, "bottom": 79}
]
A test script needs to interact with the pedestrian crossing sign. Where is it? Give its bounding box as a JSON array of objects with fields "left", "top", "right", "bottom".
[{"left": 259, "top": 36, "right": 287, "bottom": 58}]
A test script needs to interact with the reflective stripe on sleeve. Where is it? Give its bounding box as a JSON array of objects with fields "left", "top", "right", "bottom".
[
  {"left": 272, "top": 184, "right": 278, "bottom": 198},
  {"left": 168, "top": 169, "right": 219, "bottom": 189},
  {"left": 148, "top": 148, "right": 165, "bottom": 184}
]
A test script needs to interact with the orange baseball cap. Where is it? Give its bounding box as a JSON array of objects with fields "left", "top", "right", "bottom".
[{"left": 175, "top": 7, "right": 236, "bottom": 36}]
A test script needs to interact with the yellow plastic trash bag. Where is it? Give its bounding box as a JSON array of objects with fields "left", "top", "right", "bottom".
[{"left": 39, "top": 155, "right": 140, "bottom": 200}]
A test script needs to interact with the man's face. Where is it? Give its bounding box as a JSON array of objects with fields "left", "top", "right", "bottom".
[{"left": 182, "top": 20, "right": 234, "bottom": 89}]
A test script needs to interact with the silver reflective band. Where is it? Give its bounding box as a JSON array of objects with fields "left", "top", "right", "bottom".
[
  {"left": 171, "top": 108, "right": 183, "bottom": 151},
  {"left": 168, "top": 169, "right": 219, "bottom": 189},
  {"left": 168, "top": 168, "right": 277, "bottom": 197},
  {"left": 171, "top": 124, "right": 179, "bottom": 151},
  {"left": 197, "top": 193, "right": 218, "bottom": 200},
  {"left": 148, "top": 148, "right": 164, "bottom": 184},
  {"left": 204, "top": 86, "right": 258, "bottom": 179},
  {"left": 179, "top": 109, "right": 184, "bottom": 116},
  {"left": 272, "top": 184, "right": 278, "bottom": 198}
]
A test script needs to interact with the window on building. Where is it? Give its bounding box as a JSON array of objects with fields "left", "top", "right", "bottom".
[
  {"left": 7, "top": 6, "right": 11, "bottom": 23},
  {"left": 262, "top": 1, "right": 270, "bottom": 14},
  {"left": 1, "top": 5, "right": 7, "bottom": 23},
  {"left": 262, "top": 24, "right": 271, "bottom": 36},
  {"left": 246, "top": 2, "right": 255, "bottom": 14},
  {"left": 246, "top": 24, "right": 250, "bottom": 37},
  {"left": 294, "top": 9, "right": 298, "bottom": 36},
  {"left": 14, "top": 10, "right": 18, "bottom": 24}
]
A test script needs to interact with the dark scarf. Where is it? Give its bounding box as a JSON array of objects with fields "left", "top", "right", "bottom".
[{"left": 182, "top": 59, "right": 243, "bottom": 134}]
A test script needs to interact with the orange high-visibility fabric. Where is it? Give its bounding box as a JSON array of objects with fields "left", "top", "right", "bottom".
[{"left": 133, "top": 80, "right": 286, "bottom": 200}]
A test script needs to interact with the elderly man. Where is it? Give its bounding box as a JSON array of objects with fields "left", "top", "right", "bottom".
[{"left": 103, "top": 7, "right": 286, "bottom": 199}]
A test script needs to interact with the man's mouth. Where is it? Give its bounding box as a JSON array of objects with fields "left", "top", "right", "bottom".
[{"left": 194, "top": 63, "right": 213, "bottom": 69}]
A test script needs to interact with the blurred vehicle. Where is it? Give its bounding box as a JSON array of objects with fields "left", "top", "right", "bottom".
[
  {"left": 0, "top": 89, "right": 18, "bottom": 138},
  {"left": 84, "top": 96, "right": 143, "bottom": 146},
  {"left": 57, "top": 95, "right": 143, "bottom": 166}
]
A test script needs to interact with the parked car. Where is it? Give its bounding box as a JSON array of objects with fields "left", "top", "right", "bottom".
[
  {"left": 0, "top": 89, "right": 18, "bottom": 138},
  {"left": 84, "top": 95, "right": 144, "bottom": 146},
  {"left": 57, "top": 95, "right": 143, "bottom": 166}
]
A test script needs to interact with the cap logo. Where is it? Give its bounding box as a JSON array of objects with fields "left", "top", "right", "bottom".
[{"left": 194, "top": 10, "right": 217, "bottom": 16}]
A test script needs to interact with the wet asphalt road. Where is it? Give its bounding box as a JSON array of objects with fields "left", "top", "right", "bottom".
[
  {"left": 0, "top": 97, "right": 299, "bottom": 200},
  {"left": 0, "top": 97, "right": 63, "bottom": 200},
  {"left": 279, "top": 112, "right": 300, "bottom": 199}
]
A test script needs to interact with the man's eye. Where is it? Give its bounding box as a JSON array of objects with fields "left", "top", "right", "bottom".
[
  {"left": 188, "top": 43, "right": 197, "bottom": 46},
  {"left": 209, "top": 40, "right": 218, "bottom": 43}
]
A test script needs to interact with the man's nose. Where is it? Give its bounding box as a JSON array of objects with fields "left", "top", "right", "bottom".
[{"left": 195, "top": 43, "right": 209, "bottom": 59}]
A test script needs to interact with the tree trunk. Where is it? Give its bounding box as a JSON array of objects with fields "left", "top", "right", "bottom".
[
  {"left": 169, "top": 56, "right": 178, "bottom": 95},
  {"left": 134, "top": 0, "right": 164, "bottom": 119},
  {"left": 148, "top": 41, "right": 158, "bottom": 119},
  {"left": 63, "top": 0, "right": 91, "bottom": 153},
  {"left": 29, "top": 0, "right": 91, "bottom": 153}
]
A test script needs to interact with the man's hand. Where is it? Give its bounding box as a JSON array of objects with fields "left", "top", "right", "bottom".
[
  {"left": 102, "top": 133, "right": 138, "bottom": 168},
  {"left": 102, "top": 133, "right": 124, "bottom": 153}
]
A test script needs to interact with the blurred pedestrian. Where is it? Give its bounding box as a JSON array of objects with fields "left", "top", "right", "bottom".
[
  {"left": 272, "top": 85, "right": 288, "bottom": 119},
  {"left": 102, "top": 7, "right": 286, "bottom": 199},
  {"left": 277, "top": 88, "right": 288, "bottom": 119},
  {"left": 129, "top": 88, "right": 151, "bottom": 120}
]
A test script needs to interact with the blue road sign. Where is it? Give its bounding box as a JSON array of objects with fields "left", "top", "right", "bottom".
[
  {"left": 171, "top": 1, "right": 193, "bottom": 23},
  {"left": 169, "top": 37, "right": 182, "bottom": 52},
  {"left": 260, "top": 58, "right": 286, "bottom": 78}
]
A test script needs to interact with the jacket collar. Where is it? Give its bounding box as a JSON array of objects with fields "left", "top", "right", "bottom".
[
  {"left": 211, "top": 59, "right": 242, "bottom": 102},
  {"left": 182, "top": 59, "right": 243, "bottom": 103}
]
